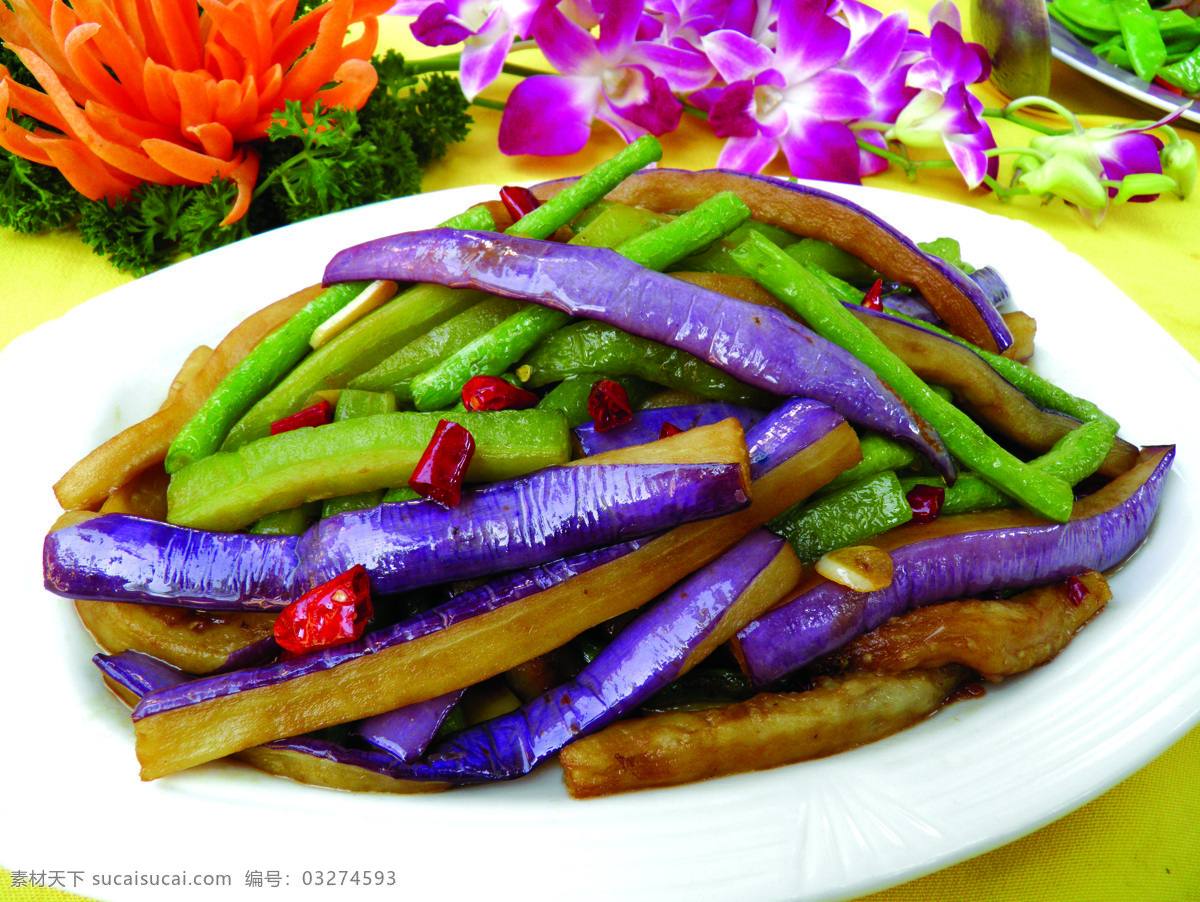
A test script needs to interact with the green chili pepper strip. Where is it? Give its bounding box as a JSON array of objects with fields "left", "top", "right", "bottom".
[
  {"left": 348, "top": 297, "right": 524, "bottom": 397},
  {"left": 410, "top": 191, "right": 752, "bottom": 412},
  {"left": 522, "top": 320, "right": 773, "bottom": 408},
  {"left": 731, "top": 232, "right": 1074, "bottom": 523},
  {"left": 769, "top": 471, "right": 914, "bottom": 564},
  {"left": 535, "top": 373, "right": 651, "bottom": 427},
  {"left": 164, "top": 280, "right": 369, "bottom": 475},
  {"left": 819, "top": 431, "right": 918, "bottom": 494},
  {"left": 320, "top": 390, "right": 398, "bottom": 517},
  {"left": 1113, "top": 0, "right": 1168, "bottom": 82},
  {"left": 168, "top": 409, "right": 570, "bottom": 532}
]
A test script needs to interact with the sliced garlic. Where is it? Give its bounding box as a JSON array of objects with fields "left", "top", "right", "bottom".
[
  {"left": 815, "top": 545, "right": 894, "bottom": 592},
  {"left": 309, "top": 279, "right": 399, "bottom": 349}
]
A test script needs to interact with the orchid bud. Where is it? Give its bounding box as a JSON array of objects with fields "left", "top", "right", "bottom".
[
  {"left": 1112, "top": 173, "right": 1179, "bottom": 203},
  {"left": 1016, "top": 152, "right": 1108, "bottom": 211},
  {"left": 1161, "top": 139, "right": 1198, "bottom": 198}
]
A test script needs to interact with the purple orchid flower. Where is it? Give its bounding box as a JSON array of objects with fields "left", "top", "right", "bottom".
[
  {"left": 700, "top": 0, "right": 873, "bottom": 182},
  {"left": 395, "top": 0, "right": 552, "bottom": 100},
  {"left": 829, "top": 0, "right": 917, "bottom": 176},
  {"left": 497, "top": 0, "right": 712, "bottom": 155},
  {"left": 885, "top": 8, "right": 997, "bottom": 188}
]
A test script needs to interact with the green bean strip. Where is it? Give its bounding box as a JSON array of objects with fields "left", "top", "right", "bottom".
[
  {"left": 883, "top": 308, "right": 1119, "bottom": 431},
  {"left": 505, "top": 135, "right": 663, "bottom": 240},
  {"left": 247, "top": 502, "right": 321, "bottom": 536},
  {"left": 900, "top": 416, "right": 1119, "bottom": 516},
  {"left": 218, "top": 204, "right": 496, "bottom": 452},
  {"left": 769, "top": 471, "right": 914, "bottom": 563},
  {"left": 410, "top": 191, "right": 751, "bottom": 411},
  {"left": 164, "top": 280, "right": 369, "bottom": 474},
  {"left": 731, "top": 232, "right": 1074, "bottom": 522}
]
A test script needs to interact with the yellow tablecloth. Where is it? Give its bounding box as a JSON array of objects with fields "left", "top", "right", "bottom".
[{"left": 2, "top": 4, "right": 1198, "bottom": 900}]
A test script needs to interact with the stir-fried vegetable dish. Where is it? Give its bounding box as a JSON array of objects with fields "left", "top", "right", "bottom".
[{"left": 44, "top": 137, "right": 1174, "bottom": 797}]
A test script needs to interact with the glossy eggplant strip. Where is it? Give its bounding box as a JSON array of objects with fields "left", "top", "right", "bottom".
[
  {"left": 530, "top": 169, "right": 1012, "bottom": 354},
  {"left": 322, "top": 229, "right": 954, "bottom": 479},
  {"left": 74, "top": 599, "right": 279, "bottom": 675},
  {"left": 734, "top": 445, "right": 1174, "bottom": 686},
  {"left": 835, "top": 570, "right": 1111, "bottom": 681},
  {"left": 95, "top": 651, "right": 450, "bottom": 793},
  {"left": 129, "top": 403, "right": 858, "bottom": 779},
  {"left": 45, "top": 421, "right": 752, "bottom": 609},
  {"left": 574, "top": 402, "right": 765, "bottom": 456},
  {"left": 559, "top": 667, "right": 966, "bottom": 798},
  {"left": 417, "top": 530, "right": 800, "bottom": 782}
]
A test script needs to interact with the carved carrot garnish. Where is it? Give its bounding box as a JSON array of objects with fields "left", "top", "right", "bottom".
[{"left": 0, "top": 0, "right": 390, "bottom": 224}]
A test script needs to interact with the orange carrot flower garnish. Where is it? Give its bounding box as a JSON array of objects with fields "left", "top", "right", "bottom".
[{"left": 0, "top": 0, "right": 393, "bottom": 225}]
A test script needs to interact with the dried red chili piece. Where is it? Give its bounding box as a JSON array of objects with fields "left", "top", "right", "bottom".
[
  {"left": 500, "top": 185, "right": 540, "bottom": 221},
  {"left": 1065, "top": 575, "right": 1090, "bottom": 606},
  {"left": 274, "top": 565, "right": 374, "bottom": 654},
  {"left": 462, "top": 375, "right": 539, "bottom": 411},
  {"left": 862, "top": 279, "right": 884, "bottom": 312},
  {"left": 659, "top": 422, "right": 684, "bottom": 439},
  {"left": 905, "top": 483, "right": 945, "bottom": 524},
  {"left": 587, "top": 379, "right": 633, "bottom": 432},
  {"left": 409, "top": 419, "right": 476, "bottom": 507},
  {"left": 269, "top": 399, "right": 333, "bottom": 436}
]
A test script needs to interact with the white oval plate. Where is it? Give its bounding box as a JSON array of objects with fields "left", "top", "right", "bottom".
[{"left": 2, "top": 182, "right": 1199, "bottom": 902}]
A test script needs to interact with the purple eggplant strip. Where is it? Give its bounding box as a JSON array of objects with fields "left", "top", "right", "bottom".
[
  {"left": 45, "top": 461, "right": 747, "bottom": 610},
  {"left": 299, "top": 463, "right": 748, "bottom": 593},
  {"left": 95, "top": 651, "right": 455, "bottom": 784},
  {"left": 351, "top": 690, "right": 465, "bottom": 763},
  {"left": 131, "top": 539, "right": 649, "bottom": 720},
  {"left": 531, "top": 169, "right": 1012, "bottom": 354},
  {"left": 417, "top": 529, "right": 788, "bottom": 782},
  {"left": 323, "top": 229, "right": 954, "bottom": 479},
  {"left": 736, "top": 446, "right": 1175, "bottom": 686},
  {"left": 574, "top": 402, "right": 765, "bottom": 456},
  {"left": 44, "top": 517, "right": 302, "bottom": 610},
  {"left": 130, "top": 399, "right": 838, "bottom": 726}
]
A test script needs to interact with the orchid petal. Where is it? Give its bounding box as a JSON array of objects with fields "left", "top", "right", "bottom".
[
  {"left": 700, "top": 28, "right": 775, "bottom": 82},
  {"left": 498, "top": 74, "right": 599, "bottom": 155},
  {"left": 716, "top": 132, "right": 781, "bottom": 171},
  {"left": 779, "top": 116, "right": 863, "bottom": 183},
  {"left": 775, "top": 0, "right": 849, "bottom": 81},
  {"left": 388, "top": 0, "right": 436, "bottom": 15},
  {"left": 855, "top": 127, "right": 892, "bottom": 176},
  {"left": 534, "top": 6, "right": 604, "bottom": 75},
  {"left": 603, "top": 65, "right": 682, "bottom": 133},
  {"left": 626, "top": 41, "right": 715, "bottom": 92},
  {"left": 842, "top": 11, "right": 908, "bottom": 85},
  {"left": 943, "top": 130, "right": 994, "bottom": 188},
  {"left": 787, "top": 67, "right": 873, "bottom": 121},
  {"left": 411, "top": 2, "right": 473, "bottom": 45},
  {"left": 595, "top": 0, "right": 644, "bottom": 58},
  {"left": 709, "top": 80, "right": 759, "bottom": 137},
  {"left": 459, "top": 28, "right": 515, "bottom": 99}
]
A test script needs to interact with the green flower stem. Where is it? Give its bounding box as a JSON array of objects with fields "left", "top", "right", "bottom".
[{"left": 405, "top": 53, "right": 463, "bottom": 75}]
